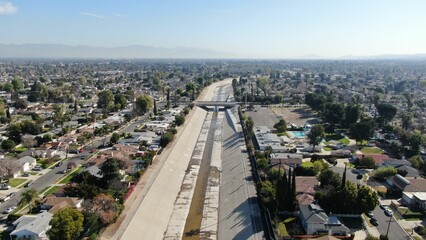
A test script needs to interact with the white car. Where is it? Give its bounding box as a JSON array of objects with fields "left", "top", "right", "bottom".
[
  {"left": 384, "top": 208, "right": 393, "bottom": 217},
  {"left": 3, "top": 206, "right": 16, "bottom": 214}
]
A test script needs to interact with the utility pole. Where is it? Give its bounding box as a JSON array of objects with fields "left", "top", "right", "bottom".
[{"left": 385, "top": 215, "right": 392, "bottom": 238}]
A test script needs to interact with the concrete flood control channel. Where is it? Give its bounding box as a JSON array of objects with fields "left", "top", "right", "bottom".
[
  {"left": 163, "top": 111, "right": 223, "bottom": 240},
  {"left": 182, "top": 111, "right": 220, "bottom": 240}
]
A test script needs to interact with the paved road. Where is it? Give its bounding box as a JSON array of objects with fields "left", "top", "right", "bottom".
[
  {"left": 0, "top": 152, "right": 86, "bottom": 217},
  {"left": 0, "top": 113, "right": 147, "bottom": 217},
  {"left": 218, "top": 107, "right": 264, "bottom": 240},
  {"left": 332, "top": 164, "right": 412, "bottom": 240},
  {"left": 372, "top": 206, "right": 412, "bottom": 240}
]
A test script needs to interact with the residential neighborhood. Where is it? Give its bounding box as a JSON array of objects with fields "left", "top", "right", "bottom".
[{"left": 0, "top": 59, "right": 424, "bottom": 240}]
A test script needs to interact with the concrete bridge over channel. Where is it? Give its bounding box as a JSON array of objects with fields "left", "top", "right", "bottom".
[{"left": 194, "top": 101, "right": 238, "bottom": 111}]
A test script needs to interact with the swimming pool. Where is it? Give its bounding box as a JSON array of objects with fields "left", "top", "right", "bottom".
[{"left": 292, "top": 131, "right": 306, "bottom": 138}]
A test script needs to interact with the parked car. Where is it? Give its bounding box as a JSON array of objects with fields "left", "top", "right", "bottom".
[
  {"left": 367, "top": 211, "right": 374, "bottom": 218},
  {"left": 22, "top": 172, "right": 30, "bottom": 177},
  {"left": 0, "top": 184, "right": 11, "bottom": 190},
  {"left": 24, "top": 181, "right": 32, "bottom": 188},
  {"left": 384, "top": 209, "right": 393, "bottom": 217},
  {"left": 1, "top": 192, "right": 15, "bottom": 202},
  {"left": 56, "top": 162, "right": 63, "bottom": 167},
  {"left": 370, "top": 218, "right": 379, "bottom": 226},
  {"left": 3, "top": 206, "right": 16, "bottom": 214},
  {"left": 33, "top": 165, "right": 43, "bottom": 171},
  {"left": 379, "top": 203, "right": 386, "bottom": 210}
]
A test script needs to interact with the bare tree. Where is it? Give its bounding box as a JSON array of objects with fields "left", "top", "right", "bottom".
[{"left": 0, "top": 158, "right": 22, "bottom": 180}]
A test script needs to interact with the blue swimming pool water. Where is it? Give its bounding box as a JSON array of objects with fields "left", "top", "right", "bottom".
[{"left": 293, "top": 131, "right": 306, "bottom": 137}]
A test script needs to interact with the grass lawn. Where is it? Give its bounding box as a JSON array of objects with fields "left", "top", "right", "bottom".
[
  {"left": 324, "top": 134, "right": 350, "bottom": 145},
  {"left": 59, "top": 167, "right": 83, "bottom": 184},
  {"left": 360, "top": 147, "right": 384, "bottom": 154},
  {"left": 323, "top": 146, "right": 333, "bottom": 151},
  {"left": 338, "top": 137, "right": 350, "bottom": 145},
  {"left": 277, "top": 132, "right": 290, "bottom": 138},
  {"left": 43, "top": 186, "right": 60, "bottom": 196},
  {"left": 14, "top": 146, "right": 27, "bottom": 153},
  {"left": 277, "top": 222, "right": 289, "bottom": 237},
  {"left": 39, "top": 186, "right": 51, "bottom": 195},
  {"left": 8, "top": 178, "right": 27, "bottom": 187},
  {"left": 301, "top": 162, "right": 313, "bottom": 168}
]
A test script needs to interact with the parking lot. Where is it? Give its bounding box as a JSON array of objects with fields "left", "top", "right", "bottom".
[{"left": 271, "top": 105, "right": 320, "bottom": 127}]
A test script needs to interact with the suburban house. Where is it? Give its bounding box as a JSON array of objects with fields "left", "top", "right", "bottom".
[
  {"left": 17, "top": 156, "right": 37, "bottom": 173},
  {"left": 295, "top": 176, "right": 319, "bottom": 195},
  {"left": 39, "top": 195, "right": 83, "bottom": 213},
  {"left": 270, "top": 153, "right": 303, "bottom": 168},
  {"left": 402, "top": 192, "right": 426, "bottom": 211},
  {"left": 10, "top": 212, "right": 53, "bottom": 240},
  {"left": 145, "top": 121, "right": 170, "bottom": 131},
  {"left": 253, "top": 126, "right": 283, "bottom": 151},
  {"left": 299, "top": 204, "right": 350, "bottom": 236},
  {"left": 351, "top": 154, "right": 393, "bottom": 166},
  {"left": 387, "top": 174, "right": 426, "bottom": 192}
]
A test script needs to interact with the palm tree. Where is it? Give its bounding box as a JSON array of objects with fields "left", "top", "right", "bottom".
[{"left": 19, "top": 188, "right": 39, "bottom": 213}]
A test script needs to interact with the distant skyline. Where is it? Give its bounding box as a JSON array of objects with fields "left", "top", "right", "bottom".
[{"left": 1, "top": 0, "right": 426, "bottom": 58}]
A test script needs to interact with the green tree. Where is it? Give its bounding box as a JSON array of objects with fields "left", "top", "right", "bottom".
[
  {"left": 307, "top": 124, "right": 325, "bottom": 152},
  {"left": 373, "top": 166, "right": 397, "bottom": 179},
  {"left": 350, "top": 118, "right": 376, "bottom": 145},
  {"left": 97, "top": 90, "right": 114, "bottom": 110},
  {"left": 100, "top": 158, "right": 121, "bottom": 186},
  {"left": 377, "top": 103, "right": 397, "bottom": 125},
  {"left": 323, "top": 102, "right": 345, "bottom": 127},
  {"left": 318, "top": 169, "right": 341, "bottom": 188},
  {"left": 47, "top": 207, "right": 84, "bottom": 240},
  {"left": 273, "top": 94, "right": 284, "bottom": 104},
  {"left": 153, "top": 99, "right": 158, "bottom": 115},
  {"left": 53, "top": 104, "right": 65, "bottom": 127},
  {"left": 357, "top": 156, "right": 376, "bottom": 169},
  {"left": 114, "top": 93, "right": 128, "bottom": 110},
  {"left": 273, "top": 119, "right": 287, "bottom": 133},
  {"left": 276, "top": 168, "right": 288, "bottom": 211},
  {"left": 401, "top": 112, "right": 413, "bottom": 130},
  {"left": 28, "top": 81, "right": 48, "bottom": 102},
  {"left": 256, "top": 158, "right": 268, "bottom": 171},
  {"left": 175, "top": 114, "right": 185, "bottom": 126},
  {"left": 2, "top": 83, "right": 13, "bottom": 93},
  {"left": 409, "top": 131, "right": 424, "bottom": 155},
  {"left": 258, "top": 180, "right": 276, "bottom": 211},
  {"left": 19, "top": 188, "right": 39, "bottom": 212},
  {"left": 343, "top": 104, "right": 361, "bottom": 127},
  {"left": 135, "top": 95, "right": 153, "bottom": 115},
  {"left": 159, "top": 132, "right": 174, "bottom": 147},
  {"left": 357, "top": 185, "right": 379, "bottom": 213},
  {"left": 245, "top": 117, "right": 254, "bottom": 139},
  {"left": 14, "top": 99, "right": 28, "bottom": 109},
  {"left": 409, "top": 155, "right": 424, "bottom": 170},
  {"left": 167, "top": 88, "right": 171, "bottom": 109},
  {"left": 11, "top": 78, "right": 23, "bottom": 92},
  {"left": 1, "top": 139, "right": 15, "bottom": 151},
  {"left": 185, "top": 82, "right": 196, "bottom": 100},
  {"left": 110, "top": 132, "right": 120, "bottom": 145}
]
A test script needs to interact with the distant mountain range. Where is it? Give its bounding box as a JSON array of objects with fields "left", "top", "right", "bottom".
[
  {"left": 0, "top": 44, "right": 425, "bottom": 60},
  {"left": 0, "top": 44, "right": 238, "bottom": 59},
  {"left": 300, "top": 53, "right": 426, "bottom": 60}
]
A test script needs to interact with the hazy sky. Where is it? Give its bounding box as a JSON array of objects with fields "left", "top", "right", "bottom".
[{"left": 1, "top": 0, "right": 426, "bottom": 58}]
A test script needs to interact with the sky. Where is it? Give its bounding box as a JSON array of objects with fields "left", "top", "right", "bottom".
[{"left": 1, "top": 0, "right": 426, "bottom": 58}]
